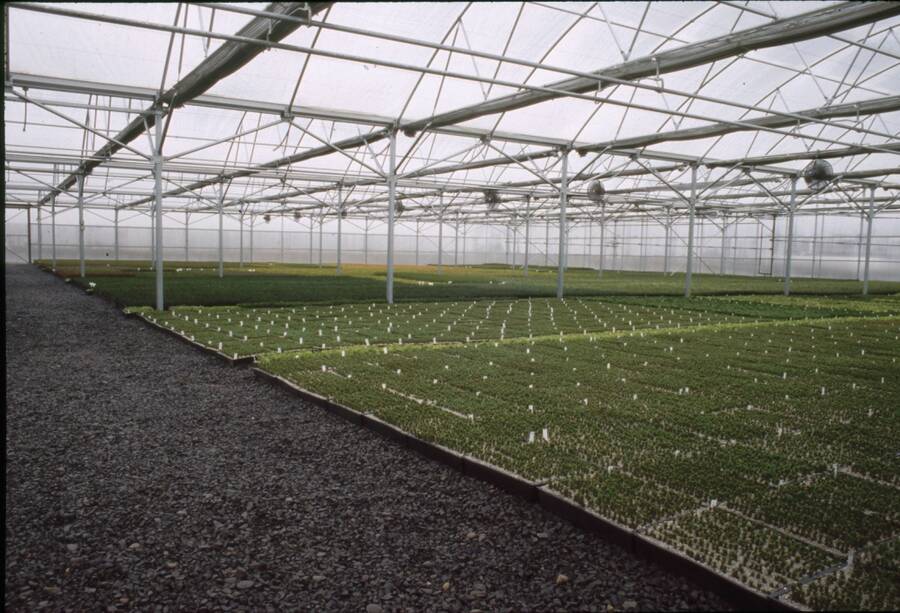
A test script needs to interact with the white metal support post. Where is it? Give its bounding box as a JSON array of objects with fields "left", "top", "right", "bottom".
[
  {"left": 336, "top": 183, "right": 343, "bottom": 274},
  {"left": 862, "top": 186, "right": 875, "bottom": 296},
  {"left": 114, "top": 209, "right": 119, "bottom": 261},
  {"left": 556, "top": 148, "right": 568, "bottom": 299},
  {"left": 386, "top": 129, "right": 397, "bottom": 305},
  {"left": 239, "top": 212, "right": 244, "bottom": 267},
  {"left": 753, "top": 217, "right": 760, "bottom": 274},
  {"left": 153, "top": 108, "right": 164, "bottom": 310},
  {"left": 599, "top": 205, "right": 606, "bottom": 278},
  {"left": 461, "top": 222, "right": 467, "bottom": 265},
  {"left": 814, "top": 217, "right": 823, "bottom": 278},
  {"left": 545, "top": 220, "right": 550, "bottom": 268},
  {"left": 505, "top": 224, "right": 510, "bottom": 268},
  {"left": 856, "top": 212, "right": 865, "bottom": 280},
  {"left": 810, "top": 213, "right": 818, "bottom": 278},
  {"left": 518, "top": 222, "right": 523, "bottom": 269},
  {"left": 454, "top": 211, "right": 460, "bottom": 266},
  {"left": 524, "top": 195, "right": 530, "bottom": 276},
  {"left": 684, "top": 164, "right": 697, "bottom": 297},
  {"left": 663, "top": 206, "right": 671, "bottom": 274},
  {"left": 437, "top": 195, "right": 444, "bottom": 274},
  {"left": 308, "top": 218, "right": 314, "bottom": 264},
  {"left": 414, "top": 219, "right": 419, "bottom": 266},
  {"left": 638, "top": 217, "right": 647, "bottom": 272},
  {"left": 280, "top": 214, "right": 285, "bottom": 263},
  {"left": 511, "top": 217, "right": 517, "bottom": 269},
  {"left": 51, "top": 190, "right": 57, "bottom": 271},
  {"left": 364, "top": 217, "right": 369, "bottom": 265},
  {"left": 185, "top": 212, "right": 190, "bottom": 262},
  {"left": 27, "top": 207, "right": 32, "bottom": 264},
  {"left": 720, "top": 216, "right": 728, "bottom": 275},
  {"left": 217, "top": 183, "right": 224, "bottom": 278},
  {"left": 755, "top": 216, "right": 763, "bottom": 275},
  {"left": 78, "top": 173, "right": 86, "bottom": 278},
  {"left": 612, "top": 220, "right": 618, "bottom": 271},
  {"left": 731, "top": 219, "right": 738, "bottom": 275},
  {"left": 36, "top": 204, "right": 42, "bottom": 261},
  {"left": 783, "top": 176, "right": 798, "bottom": 296},
  {"left": 150, "top": 208, "right": 156, "bottom": 271},
  {"left": 249, "top": 216, "right": 254, "bottom": 264},
  {"left": 697, "top": 217, "right": 703, "bottom": 278},
  {"left": 769, "top": 214, "right": 776, "bottom": 277},
  {"left": 587, "top": 220, "right": 592, "bottom": 273},
  {"left": 318, "top": 215, "right": 323, "bottom": 267}
]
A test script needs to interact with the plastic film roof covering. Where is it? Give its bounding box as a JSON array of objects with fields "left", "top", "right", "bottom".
[{"left": 4, "top": 1, "right": 900, "bottom": 215}]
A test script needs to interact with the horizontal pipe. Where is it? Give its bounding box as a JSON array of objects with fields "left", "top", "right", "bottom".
[
  {"left": 26, "top": 1, "right": 333, "bottom": 207},
  {"left": 576, "top": 95, "right": 900, "bottom": 155}
]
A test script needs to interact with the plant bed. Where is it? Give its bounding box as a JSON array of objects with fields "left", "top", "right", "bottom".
[{"left": 254, "top": 314, "right": 899, "bottom": 610}]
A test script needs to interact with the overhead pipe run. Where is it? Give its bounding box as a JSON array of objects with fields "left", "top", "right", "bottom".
[
  {"left": 66, "top": 0, "right": 896, "bottom": 213},
  {"left": 5, "top": 2, "right": 900, "bottom": 293},
  {"left": 32, "top": 1, "right": 334, "bottom": 208},
  {"left": 397, "top": 1, "right": 900, "bottom": 135},
  {"left": 575, "top": 94, "right": 900, "bottom": 156}
]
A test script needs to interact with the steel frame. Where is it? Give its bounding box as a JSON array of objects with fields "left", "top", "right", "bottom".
[{"left": 5, "top": 1, "right": 900, "bottom": 305}]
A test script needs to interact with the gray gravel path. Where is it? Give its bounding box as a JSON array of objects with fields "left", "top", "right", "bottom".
[{"left": 5, "top": 264, "right": 731, "bottom": 612}]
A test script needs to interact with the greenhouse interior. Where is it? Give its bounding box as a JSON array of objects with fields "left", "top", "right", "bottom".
[{"left": 4, "top": 2, "right": 900, "bottom": 612}]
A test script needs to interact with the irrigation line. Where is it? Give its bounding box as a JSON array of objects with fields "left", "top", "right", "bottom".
[
  {"left": 768, "top": 561, "right": 849, "bottom": 600},
  {"left": 719, "top": 504, "right": 846, "bottom": 558}
]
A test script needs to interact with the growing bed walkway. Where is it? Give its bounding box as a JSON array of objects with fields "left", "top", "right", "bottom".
[{"left": 5, "top": 263, "right": 729, "bottom": 611}]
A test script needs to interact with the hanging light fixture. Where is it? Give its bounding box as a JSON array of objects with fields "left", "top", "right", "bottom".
[
  {"left": 484, "top": 189, "right": 501, "bottom": 210},
  {"left": 587, "top": 180, "right": 606, "bottom": 203},
  {"left": 803, "top": 159, "right": 834, "bottom": 192}
]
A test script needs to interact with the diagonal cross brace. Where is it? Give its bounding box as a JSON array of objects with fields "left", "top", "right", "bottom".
[{"left": 35, "top": 1, "right": 333, "bottom": 207}]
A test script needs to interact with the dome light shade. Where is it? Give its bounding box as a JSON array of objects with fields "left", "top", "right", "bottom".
[
  {"left": 484, "top": 189, "right": 501, "bottom": 209},
  {"left": 587, "top": 180, "right": 606, "bottom": 203},
  {"left": 803, "top": 159, "right": 834, "bottom": 191}
]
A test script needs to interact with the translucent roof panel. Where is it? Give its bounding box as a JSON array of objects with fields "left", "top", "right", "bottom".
[
  {"left": 8, "top": 3, "right": 261, "bottom": 89},
  {"left": 5, "top": 1, "right": 899, "bottom": 219}
]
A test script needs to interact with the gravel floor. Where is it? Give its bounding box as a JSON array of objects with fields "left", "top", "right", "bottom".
[{"left": 5, "top": 264, "right": 731, "bottom": 612}]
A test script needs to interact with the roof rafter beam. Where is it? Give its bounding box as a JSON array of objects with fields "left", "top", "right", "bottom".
[
  {"left": 4, "top": 72, "right": 396, "bottom": 127},
  {"left": 718, "top": 0, "right": 900, "bottom": 62},
  {"left": 575, "top": 94, "right": 900, "bottom": 155},
  {"left": 30, "top": 0, "right": 890, "bottom": 141},
  {"left": 24, "top": 1, "right": 333, "bottom": 207},
  {"left": 398, "top": 1, "right": 900, "bottom": 135},
  {"left": 710, "top": 141, "right": 900, "bottom": 168},
  {"left": 59, "top": 0, "right": 900, "bottom": 210},
  {"left": 12, "top": 71, "right": 897, "bottom": 174}
]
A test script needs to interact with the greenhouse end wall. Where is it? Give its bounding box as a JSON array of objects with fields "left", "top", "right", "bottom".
[{"left": 7, "top": 208, "right": 900, "bottom": 282}]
